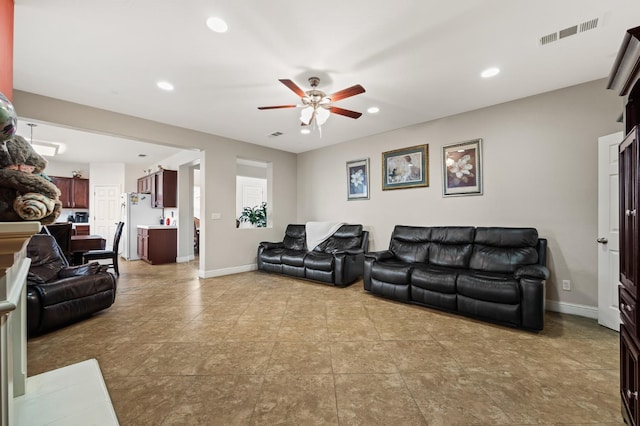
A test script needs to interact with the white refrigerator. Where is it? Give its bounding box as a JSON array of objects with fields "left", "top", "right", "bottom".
[{"left": 120, "top": 193, "right": 161, "bottom": 260}]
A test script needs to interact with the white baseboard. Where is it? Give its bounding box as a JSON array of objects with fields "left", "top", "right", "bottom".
[
  {"left": 200, "top": 263, "right": 257, "bottom": 278},
  {"left": 545, "top": 300, "right": 598, "bottom": 319},
  {"left": 176, "top": 255, "right": 194, "bottom": 263}
]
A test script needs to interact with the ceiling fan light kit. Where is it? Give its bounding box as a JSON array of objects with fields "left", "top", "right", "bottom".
[{"left": 258, "top": 77, "right": 366, "bottom": 132}]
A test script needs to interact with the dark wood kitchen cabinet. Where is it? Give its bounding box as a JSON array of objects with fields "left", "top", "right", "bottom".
[
  {"left": 153, "top": 170, "right": 177, "bottom": 208},
  {"left": 50, "top": 176, "right": 89, "bottom": 209},
  {"left": 608, "top": 25, "right": 640, "bottom": 426},
  {"left": 137, "top": 175, "right": 153, "bottom": 194},
  {"left": 136, "top": 170, "right": 177, "bottom": 208},
  {"left": 137, "top": 227, "right": 176, "bottom": 265}
]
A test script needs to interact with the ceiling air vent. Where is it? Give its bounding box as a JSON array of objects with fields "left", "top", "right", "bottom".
[
  {"left": 539, "top": 17, "right": 600, "bottom": 46},
  {"left": 580, "top": 18, "right": 599, "bottom": 32},
  {"left": 559, "top": 25, "right": 578, "bottom": 39},
  {"left": 540, "top": 32, "right": 558, "bottom": 46},
  {"left": 269, "top": 131, "right": 283, "bottom": 137}
]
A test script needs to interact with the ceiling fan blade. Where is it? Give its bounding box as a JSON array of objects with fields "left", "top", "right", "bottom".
[
  {"left": 257, "top": 105, "right": 298, "bottom": 110},
  {"left": 328, "top": 84, "right": 365, "bottom": 102},
  {"left": 279, "top": 79, "right": 306, "bottom": 98},
  {"left": 328, "top": 106, "right": 363, "bottom": 119}
]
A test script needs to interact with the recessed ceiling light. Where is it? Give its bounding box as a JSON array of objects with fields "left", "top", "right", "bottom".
[
  {"left": 157, "top": 81, "right": 174, "bottom": 91},
  {"left": 300, "top": 128, "right": 311, "bottom": 135},
  {"left": 481, "top": 67, "right": 500, "bottom": 78},
  {"left": 367, "top": 106, "right": 380, "bottom": 114},
  {"left": 206, "top": 16, "right": 228, "bottom": 33}
]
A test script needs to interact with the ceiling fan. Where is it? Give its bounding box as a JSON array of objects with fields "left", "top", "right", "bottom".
[{"left": 258, "top": 77, "right": 366, "bottom": 128}]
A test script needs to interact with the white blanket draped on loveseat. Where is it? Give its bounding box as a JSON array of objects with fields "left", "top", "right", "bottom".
[{"left": 305, "top": 221, "right": 345, "bottom": 251}]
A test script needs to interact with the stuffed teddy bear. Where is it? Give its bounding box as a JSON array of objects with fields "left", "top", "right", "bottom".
[{"left": 0, "top": 134, "right": 61, "bottom": 225}]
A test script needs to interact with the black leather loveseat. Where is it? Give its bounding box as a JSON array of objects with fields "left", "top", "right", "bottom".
[
  {"left": 364, "top": 226, "right": 549, "bottom": 331},
  {"left": 258, "top": 224, "right": 369, "bottom": 286},
  {"left": 26, "top": 234, "right": 117, "bottom": 335}
]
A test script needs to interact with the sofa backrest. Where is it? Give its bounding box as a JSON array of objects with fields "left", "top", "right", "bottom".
[
  {"left": 27, "top": 234, "right": 68, "bottom": 284},
  {"left": 469, "top": 227, "right": 539, "bottom": 273},
  {"left": 428, "top": 227, "right": 475, "bottom": 268},
  {"left": 283, "top": 224, "right": 307, "bottom": 250},
  {"left": 315, "top": 224, "right": 364, "bottom": 253},
  {"left": 389, "top": 226, "right": 432, "bottom": 263}
]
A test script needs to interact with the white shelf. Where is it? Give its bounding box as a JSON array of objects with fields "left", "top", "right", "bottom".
[{"left": 13, "top": 359, "right": 118, "bottom": 426}]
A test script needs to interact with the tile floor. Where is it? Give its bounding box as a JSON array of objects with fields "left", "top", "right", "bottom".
[{"left": 27, "top": 260, "right": 622, "bottom": 425}]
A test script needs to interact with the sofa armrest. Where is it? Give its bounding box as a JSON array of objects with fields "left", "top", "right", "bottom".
[
  {"left": 58, "top": 262, "right": 102, "bottom": 278},
  {"left": 259, "top": 241, "right": 284, "bottom": 250},
  {"left": 364, "top": 250, "right": 394, "bottom": 261},
  {"left": 514, "top": 264, "right": 549, "bottom": 280},
  {"left": 332, "top": 248, "right": 364, "bottom": 256}
]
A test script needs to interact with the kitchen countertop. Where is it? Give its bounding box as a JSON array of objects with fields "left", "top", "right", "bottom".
[{"left": 137, "top": 225, "right": 177, "bottom": 230}]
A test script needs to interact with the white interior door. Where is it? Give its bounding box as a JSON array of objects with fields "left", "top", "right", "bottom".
[
  {"left": 598, "top": 132, "right": 623, "bottom": 331},
  {"left": 93, "top": 185, "right": 120, "bottom": 248}
]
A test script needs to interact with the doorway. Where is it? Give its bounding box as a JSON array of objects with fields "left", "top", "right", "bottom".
[{"left": 597, "top": 131, "right": 623, "bottom": 331}]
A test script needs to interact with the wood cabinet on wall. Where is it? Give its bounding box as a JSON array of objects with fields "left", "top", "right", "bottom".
[
  {"left": 137, "top": 175, "right": 152, "bottom": 194},
  {"left": 136, "top": 170, "right": 177, "bottom": 208},
  {"left": 608, "top": 25, "right": 640, "bottom": 426},
  {"left": 50, "top": 176, "right": 89, "bottom": 209}
]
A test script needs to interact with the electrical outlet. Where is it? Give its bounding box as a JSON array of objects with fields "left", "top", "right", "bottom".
[{"left": 562, "top": 280, "right": 571, "bottom": 291}]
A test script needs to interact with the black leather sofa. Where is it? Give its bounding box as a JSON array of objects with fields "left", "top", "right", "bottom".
[
  {"left": 364, "top": 226, "right": 549, "bottom": 331},
  {"left": 258, "top": 224, "right": 369, "bottom": 286},
  {"left": 26, "top": 234, "right": 117, "bottom": 335}
]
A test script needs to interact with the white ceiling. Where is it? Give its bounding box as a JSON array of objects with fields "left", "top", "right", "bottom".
[{"left": 11, "top": 0, "right": 640, "bottom": 161}]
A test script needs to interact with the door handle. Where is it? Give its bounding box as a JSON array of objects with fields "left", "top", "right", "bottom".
[{"left": 597, "top": 238, "right": 608, "bottom": 244}]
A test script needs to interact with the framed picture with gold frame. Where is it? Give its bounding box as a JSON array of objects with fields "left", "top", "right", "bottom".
[
  {"left": 442, "top": 138, "right": 483, "bottom": 197},
  {"left": 381, "top": 144, "right": 428, "bottom": 190}
]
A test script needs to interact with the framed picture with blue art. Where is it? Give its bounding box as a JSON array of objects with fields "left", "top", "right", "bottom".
[
  {"left": 442, "top": 138, "right": 483, "bottom": 197},
  {"left": 381, "top": 144, "right": 429, "bottom": 190},
  {"left": 346, "top": 158, "right": 370, "bottom": 200}
]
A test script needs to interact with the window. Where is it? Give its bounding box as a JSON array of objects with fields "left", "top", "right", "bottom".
[{"left": 236, "top": 159, "right": 270, "bottom": 228}]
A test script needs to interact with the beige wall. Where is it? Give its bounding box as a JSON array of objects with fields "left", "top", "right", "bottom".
[
  {"left": 14, "top": 80, "right": 624, "bottom": 309},
  {"left": 297, "top": 79, "right": 623, "bottom": 309},
  {"left": 13, "top": 90, "right": 298, "bottom": 277}
]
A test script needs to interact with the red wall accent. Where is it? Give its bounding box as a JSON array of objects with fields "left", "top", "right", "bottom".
[{"left": 0, "top": 0, "right": 13, "bottom": 101}]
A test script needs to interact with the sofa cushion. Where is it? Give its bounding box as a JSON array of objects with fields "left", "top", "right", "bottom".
[
  {"left": 389, "top": 226, "right": 431, "bottom": 263},
  {"left": 457, "top": 272, "right": 520, "bottom": 304},
  {"left": 27, "top": 234, "right": 68, "bottom": 284},
  {"left": 260, "top": 248, "right": 285, "bottom": 264},
  {"left": 369, "top": 279, "right": 411, "bottom": 301},
  {"left": 474, "top": 227, "right": 538, "bottom": 247},
  {"left": 371, "top": 259, "right": 413, "bottom": 284},
  {"left": 411, "top": 266, "right": 457, "bottom": 294},
  {"left": 304, "top": 252, "right": 334, "bottom": 271},
  {"left": 283, "top": 224, "right": 306, "bottom": 250},
  {"left": 315, "top": 224, "right": 363, "bottom": 253},
  {"left": 34, "top": 275, "right": 116, "bottom": 307},
  {"left": 457, "top": 295, "right": 521, "bottom": 327},
  {"left": 470, "top": 227, "right": 538, "bottom": 273},
  {"left": 428, "top": 227, "right": 475, "bottom": 268},
  {"left": 281, "top": 250, "right": 306, "bottom": 267}
]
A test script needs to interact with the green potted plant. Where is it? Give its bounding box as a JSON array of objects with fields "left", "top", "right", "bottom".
[{"left": 237, "top": 202, "right": 267, "bottom": 228}]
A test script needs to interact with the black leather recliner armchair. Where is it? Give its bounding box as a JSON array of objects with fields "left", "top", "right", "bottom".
[
  {"left": 26, "top": 234, "right": 117, "bottom": 335},
  {"left": 258, "top": 224, "right": 369, "bottom": 286}
]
